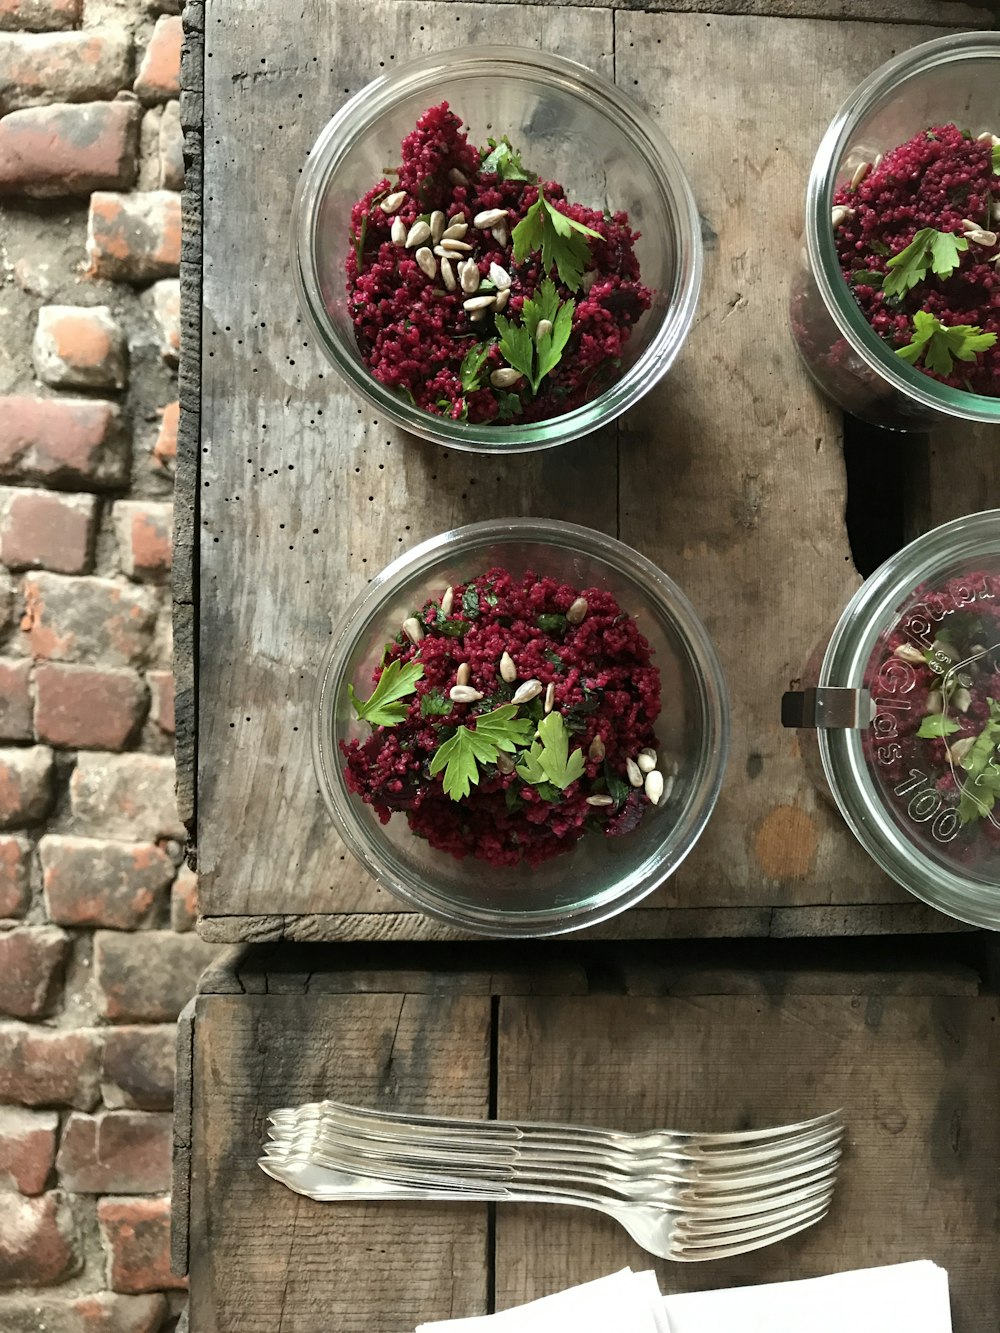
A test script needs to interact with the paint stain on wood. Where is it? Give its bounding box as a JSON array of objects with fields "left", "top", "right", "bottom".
[{"left": 752, "top": 804, "right": 817, "bottom": 880}]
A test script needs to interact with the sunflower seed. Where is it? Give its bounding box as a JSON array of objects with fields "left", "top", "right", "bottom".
[
  {"left": 831, "top": 205, "right": 854, "bottom": 228},
  {"left": 512, "top": 679, "right": 543, "bottom": 705},
  {"left": 491, "top": 222, "right": 510, "bottom": 247},
  {"left": 500, "top": 651, "right": 517, "bottom": 683},
  {"left": 441, "top": 586, "right": 454, "bottom": 616},
  {"left": 496, "top": 752, "right": 516, "bottom": 775},
  {"left": 625, "top": 757, "right": 643, "bottom": 787},
  {"left": 566, "top": 596, "right": 588, "bottom": 625},
  {"left": 459, "top": 260, "right": 480, "bottom": 295},
  {"left": 429, "top": 210, "right": 446, "bottom": 242},
  {"left": 440, "top": 238, "right": 474, "bottom": 253},
  {"left": 450, "top": 685, "right": 484, "bottom": 703},
  {"left": 544, "top": 681, "right": 556, "bottom": 713},
  {"left": 494, "top": 288, "right": 510, "bottom": 312},
  {"left": 965, "top": 227, "right": 998, "bottom": 247},
  {"left": 470, "top": 310, "right": 486, "bottom": 324},
  {"left": 448, "top": 213, "right": 465, "bottom": 228},
  {"left": 456, "top": 662, "right": 470, "bottom": 687},
  {"left": 873, "top": 153, "right": 883, "bottom": 170},
  {"left": 441, "top": 222, "right": 469, "bottom": 241},
  {"left": 405, "top": 220, "right": 431, "bottom": 248},
  {"left": 948, "top": 736, "right": 976, "bottom": 763},
  {"left": 464, "top": 294, "right": 497, "bottom": 312},
  {"left": 637, "top": 748, "right": 657, "bottom": 773},
  {"left": 474, "top": 208, "right": 508, "bottom": 229},
  {"left": 390, "top": 216, "right": 407, "bottom": 246},
  {"left": 534, "top": 318, "right": 553, "bottom": 344},
  {"left": 490, "top": 367, "right": 522, "bottom": 387},
  {"left": 489, "top": 262, "right": 512, "bottom": 290},
  {"left": 440, "top": 256, "right": 457, "bottom": 291},
  {"left": 402, "top": 617, "right": 424, "bottom": 644},
  {"left": 926, "top": 690, "right": 944, "bottom": 715},
  {"left": 379, "top": 191, "right": 407, "bottom": 214},
  {"left": 588, "top": 735, "right": 606, "bottom": 762},
  {"left": 976, "top": 131, "right": 995, "bottom": 143},
  {"left": 893, "top": 643, "right": 925, "bottom": 665},
  {"left": 415, "top": 246, "right": 437, "bottom": 278},
  {"left": 586, "top": 794, "right": 615, "bottom": 807},
  {"left": 849, "top": 160, "right": 870, "bottom": 190},
  {"left": 448, "top": 168, "right": 469, "bottom": 186},
  {"left": 644, "top": 769, "right": 665, "bottom": 805},
  {"left": 953, "top": 686, "right": 973, "bottom": 713}
]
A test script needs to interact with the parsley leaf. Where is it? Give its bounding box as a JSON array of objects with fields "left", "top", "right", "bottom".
[
  {"left": 916, "top": 713, "right": 961, "bottom": 739},
  {"left": 419, "top": 688, "right": 453, "bottom": 718},
  {"left": 494, "top": 279, "right": 575, "bottom": 394},
  {"left": 512, "top": 191, "right": 602, "bottom": 292},
  {"left": 993, "top": 143, "right": 1000, "bottom": 176},
  {"left": 479, "top": 135, "right": 536, "bottom": 183},
  {"left": 428, "top": 704, "right": 536, "bottom": 802},
  {"left": 434, "top": 618, "right": 472, "bottom": 638},
  {"left": 459, "top": 342, "right": 493, "bottom": 394},
  {"left": 957, "top": 700, "right": 1000, "bottom": 824},
  {"left": 536, "top": 612, "right": 567, "bottom": 634},
  {"left": 496, "top": 391, "right": 523, "bottom": 422},
  {"left": 494, "top": 313, "right": 535, "bottom": 387},
  {"left": 882, "top": 227, "right": 969, "bottom": 298},
  {"left": 896, "top": 311, "right": 997, "bottom": 376},
  {"left": 348, "top": 658, "right": 423, "bottom": 726},
  {"left": 515, "top": 711, "right": 586, "bottom": 792},
  {"left": 462, "top": 586, "right": 480, "bottom": 619}
]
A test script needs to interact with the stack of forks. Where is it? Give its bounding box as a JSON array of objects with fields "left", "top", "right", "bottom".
[{"left": 260, "top": 1100, "right": 844, "bottom": 1262}]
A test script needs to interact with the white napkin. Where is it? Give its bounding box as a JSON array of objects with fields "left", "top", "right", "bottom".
[{"left": 416, "top": 1261, "right": 951, "bottom": 1333}]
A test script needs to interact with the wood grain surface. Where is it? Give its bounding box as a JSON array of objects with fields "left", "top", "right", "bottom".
[{"left": 189, "top": 1, "right": 999, "bottom": 940}]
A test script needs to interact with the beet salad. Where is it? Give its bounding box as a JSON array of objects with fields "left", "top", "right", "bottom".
[
  {"left": 833, "top": 123, "right": 999, "bottom": 394},
  {"left": 867, "top": 570, "right": 1000, "bottom": 870},
  {"left": 345, "top": 103, "right": 652, "bottom": 425},
  {"left": 341, "top": 568, "right": 672, "bottom": 867}
]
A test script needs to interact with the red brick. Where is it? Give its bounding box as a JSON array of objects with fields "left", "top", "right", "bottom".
[
  {"left": 133, "top": 15, "right": 179, "bottom": 104},
  {"left": 0, "top": 1023, "right": 102, "bottom": 1109},
  {"left": 0, "top": 396, "right": 127, "bottom": 490},
  {"left": 70, "top": 753, "right": 184, "bottom": 842},
  {"left": 98, "top": 1195, "right": 184, "bottom": 1293},
  {"left": 0, "top": 1191, "right": 80, "bottom": 1286},
  {"left": 0, "top": 1291, "right": 168, "bottom": 1332},
  {"left": 21, "top": 573, "right": 158, "bottom": 667},
  {"left": 33, "top": 304, "right": 128, "bottom": 388},
  {"left": 148, "top": 278, "right": 178, "bottom": 364},
  {"left": 0, "top": 102, "right": 139, "bottom": 197},
  {"left": 100, "top": 1027, "right": 175, "bottom": 1111},
  {"left": 0, "top": 924, "right": 67, "bottom": 1017},
  {"left": 86, "top": 190, "right": 179, "bottom": 283},
  {"left": 35, "top": 665, "right": 147, "bottom": 750},
  {"left": 95, "top": 929, "right": 216, "bottom": 1022},
  {"left": 113, "top": 502, "right": 171, "bottom": 582},
  {"left": 147, "top": 669, "right": 173, "bottom": 734},
  {"left": 169, "top": 863, "right": 196, "bottom": 932},
  {"left": 158, "top": 98, "right": 181, "bottom": 190},
  {"left": 151, "top": 401, "right": 177, "bottom": 471},
  {"left": 0, "top": 659, "right": 32, "bottom": 741},
  {"left": 0, "top": 0, "right": 81, "bottom": 32},
  {"left": 0, "top": 835, "right": 30, "bottom": 918},
  {"left": 56, "top": 1111, "right": 171, "bottom": 1193},
  {"left": 0, "top": 746, "right": 54, "bottom": 828},
  {"left": 0, "top": 487, "right": 96, "bottom": 574},
  {"left": 40, "top": 835, "right": 170, "bottom": 928},
  {"left": 0, "top": 1107, "right": 57, "bottom": 1194},
  {"left": 0, "top": 29, "right": 131, "bottom": 113}
]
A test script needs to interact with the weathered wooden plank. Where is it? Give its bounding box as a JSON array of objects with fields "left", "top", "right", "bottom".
[
  {"left": 428, "top": 0, "right": 993, "bottom": 23},
  {"left": 171, "top": 998, "right": 196, "bottom": 1279},
  {"left": 494, "top": 992, "right": 1000, "bottom": 1329},
  {"left": 189, "top": 992, "right": 492, "bottom": 1332},
  {"left": 904, "top": 421, "right": 1000, "bottom": 542}
]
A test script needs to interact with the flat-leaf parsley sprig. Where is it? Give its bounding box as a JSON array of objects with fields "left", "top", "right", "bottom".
[
  {"left": 896, "top": 310, "right": 997, "bottom": 376},
  {"left": 349, "top": 658, "right": 424, "bottom": 726},
  {"left": 428, "top": 704, "right": 536, "bottom": 802},
  {"left": 512, "top": 191, "right": 602, "bottom": 292},
  {"left": 882, "top": 227, "right": 969, "bottom": 298},
  {"left": 494, "top": 278, "right": 574, "bottom": 395}
]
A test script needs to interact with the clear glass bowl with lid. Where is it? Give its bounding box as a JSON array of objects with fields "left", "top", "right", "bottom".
[
  {"left": 789, "top": 31, "right": 1000, "bottom": 432},
  {"left": 312, "top": 519, "right": 729, "bottom": 937},
  {"left": 292, "top": 45, "right": 702, "bottom": 454},
  {"left": 812, "top": 510, "right": 1000, "bottom": 929}
]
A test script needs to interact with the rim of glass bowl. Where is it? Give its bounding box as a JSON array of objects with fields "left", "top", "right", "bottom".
[
  {"left": 292, "top": 45, "right": 703, "bottom": 455},
  {"left": 805, "top": 31, "right": 1000, "bottom": 426},
  {"left": 819, "top": 510, "right": 1000, "bottom": 929},
  {"left": 312, "top": 518, "right": 730, "bottom": 937}
]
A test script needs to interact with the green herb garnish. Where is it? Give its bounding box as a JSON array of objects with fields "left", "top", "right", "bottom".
[
  {"left": 882, "top": 228, "right": 969, "bottom": 298},
  {"left": 512, "top": 192, "right": 601, "bottom": 292},
  {"left": 459, "top": 342, "right": 493, "bottom": 394},
  {"left": 993, "top": 143, "right": 1000, "bottom": 176},
  {"left": 496, "top": 390, "right": 524, "bottom": 422},
  {"left": 603, "top": 760, "right": 630, "bottom": 810},
  {"left": 429, "top": 704, "right": 535, "bottom": 802},
  {"left": 849, "top": 271, "right": 886, "bottom": 287},
  {"left": 495, "top": 280, "right": 575, "bottom": 396},
  {"left": 957, "top": 700, "right": 1000, "bottom": 824},
  {"left": 349, "top": 657, "right": 423, "bottom": 726},
  {"left": 515, "top": 711, "right": 586, "bottom": 793},
  {"left": 479, "top": 135, "right": 536, "bottom": 183},
  {"left": 896, "top": 311, "right": 997, "bottom": 376},
  {"left": 536, "top": 612, "right": 568, "bottom": 635},
  {"left": 462, "top": 586, "right": 480, "bottom": 620},
  {"left": 419, "top": 688, "right": 453, "bottom": 718},
  {"left": 916, "top": 713, "right": 961, "bottom": 739},
  {"left": 434, "top": 618, "right": 472, "bottom": 638}
]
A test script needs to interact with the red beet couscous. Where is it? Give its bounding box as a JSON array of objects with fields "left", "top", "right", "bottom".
[
  {"left": 866, "top": 570, "right": 1000, "bottom": 868},
  {"left": 346, "top": 103, "right": 652, "bottom": 424},
  {"left": 341, "top": 568, "right": 671, "bottom": 867},
  {"left": 833, "top": 124, "right": 999, "bottom": 394}
]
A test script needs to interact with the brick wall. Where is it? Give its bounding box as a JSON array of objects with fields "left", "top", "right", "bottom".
[{"left": 0, "top": 1, "right": 215, "bottom": 1328}]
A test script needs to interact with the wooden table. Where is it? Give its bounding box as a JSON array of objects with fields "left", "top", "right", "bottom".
[{"left": 175, "top": 0, "right": 1000, "bottom": 1328}]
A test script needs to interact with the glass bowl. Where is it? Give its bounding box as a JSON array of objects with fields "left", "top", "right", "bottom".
[
  {"left": 292, "top": 45, "right": 702, "bottom": 454},
  {"left": 312, "top": 519, "right": 729, "bottom": 936},
  {"left": 789, "top": 31, "right": 1000, "bottom": 431},
  {"left": 817, "top": 510, "right": 1000, "bottom": 929}
]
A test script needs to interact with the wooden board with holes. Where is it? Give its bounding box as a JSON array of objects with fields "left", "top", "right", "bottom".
[
  {"left": 180, "top": 0, "right": 1000, "bottom": 942},
  {"left": 178, "top": 943, "right": 1000, "bottom": 1331}
]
